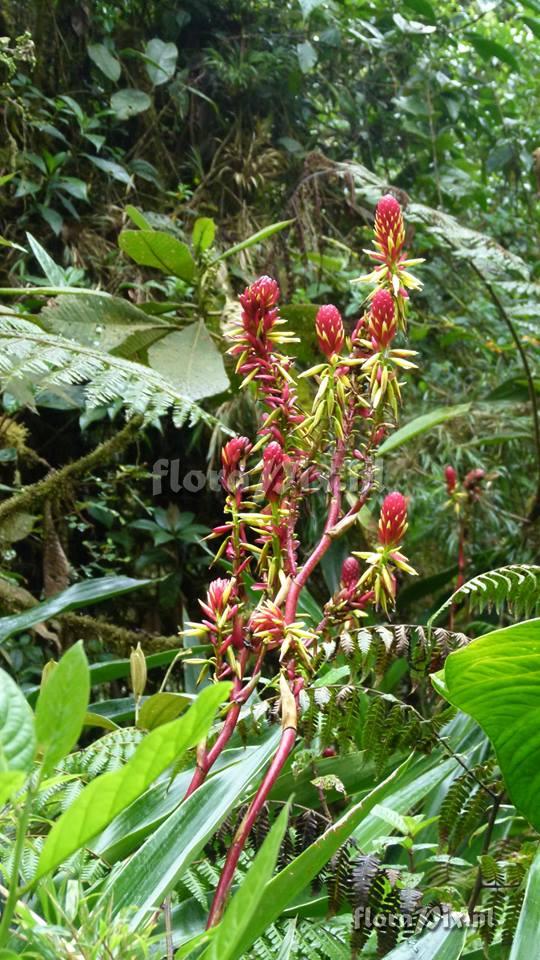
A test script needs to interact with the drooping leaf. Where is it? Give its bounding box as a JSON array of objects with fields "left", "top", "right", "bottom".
[
  {"left": 466, "top": 32, "right": 520, "bottom": 71},
  {"left": 0, "top": 576, "right": 152, "bottom": 643},
  {"left": 382, "top": 918, "right": 466, "bottom": 959},
  {"left": 444, "top": 618, "right": 540, "bottom": 830},
  {"left": 393, "top": 12, "right": 437, "bottom": 33},
  {"left": 40, "top": 293, "right": 171, "bottom": 357},
  {"left": 87, "top": 43, "right": 121, "bottom": 82},
  {"left": 119, "top": 229, "right": 195, "bottom": 281},
  {"left": 111, "top": 89, "right": 152, "bottom": 120},
  {"left": 34, "top": 682, "right": 231, "bottom": 880},
  {"left": 26, "top": 233, "right": 66, "bottom": 286},
  {"left": 297, "top": 40, "right": 318, "bottom": 72},
  {"left": 147, "top": 322, "right": 229, "bottom": 401},
  {"left": 35, "top": 641, "right": 90, "bottom": 773},
  {"left": 145, "top": 38, "right": 178, "bottom": 86},
  {"left": 137, "top": 692, "right": 192, "bottom": 730}
]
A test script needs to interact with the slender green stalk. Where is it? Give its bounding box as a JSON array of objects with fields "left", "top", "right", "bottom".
[{"left": 0, "top": 782, "right": 35, "bottom": 947}]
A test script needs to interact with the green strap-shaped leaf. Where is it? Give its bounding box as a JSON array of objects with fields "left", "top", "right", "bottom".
[
  {"left": 35, "top": 641, "right": 90, "bottom": 773},
  {"left": 444, "top": 618, "right": 540, "bottom": 830},
  {"left": 383, "top": 917, "right": 466, "bottom": 959},
  {"left": 376, "top": 404, "right": 470, "bottom": 456},
  {"left": 0, "top": 576, "right": 151, "bottom": 643},
  {"left": 33, "top": 682, "right": 231, "bottom": 881},
  {"left": 200, "top": 803, "right": 290, "bottom": 960},
  {"left": 509, "top": 845, "right": 540, "bottom": 960}
]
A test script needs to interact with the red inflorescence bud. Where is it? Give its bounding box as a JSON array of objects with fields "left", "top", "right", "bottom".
[
  {"left": 463, "top": 468, "right": 485, "bottom": 495},
  {"left": 378, "top": 491, "right": 408, "bottom": 547},
  {"left": 315, "top": 304, "right": 345, "bottom": 359},
  {"left": 341, "top": 555, "right": 361, "bottom": 590},
  {"left": 238, "top": 275, "right": 280, "bottom": 337},
  {"left": 375, "top": 194, "right": 406, "bottom": 265},
  {"left": 262, "top": 441, "right": 287, "bottom": 501},
  {"left": 198, "top": 577, "right": 238, "bottom": 644},
  {"left": 369, "top": 289, "right": 397, "bottom": 350},
  {"left": 249, "top": 600, "right": 286, "bottom": 645},
  {"left": 221, "top": 436, "right": 252, "bottom": 494},
  {"left": 444, "top": 465, "right": 457, "bottom": 494}
]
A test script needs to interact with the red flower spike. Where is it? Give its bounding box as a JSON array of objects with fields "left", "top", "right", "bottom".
[
  {"left": 378, "top": 491, "right": 408, "bottom": 547},
  {"left": 221, "top": 436, "right": 252, "bottom": 494},
  {"left": 239, "top": 276, "right": 280, "bottom": 333},
  {"left": 369, "top": 289, "right": 397, "bottom": 349},
  {"left": 375, "top": 194, "right": 406, "bottom": 265},
  {"left": 341, "top": 555, "right": 361, "bottom": 590},
  {"left": 249, "top": 600, "right": 286, "bottom": 645},
  {"left": 444, "top": 465, "right": 457, "bottom": 494},
  {"left": 262, "top": 441, "right": 287, "bottom": 501},
  {"left": 463, "top": 467, "right": 485, "bottom": 491},
  {"left": 315, "top": 304, "right": 345, "bottom": 358}
]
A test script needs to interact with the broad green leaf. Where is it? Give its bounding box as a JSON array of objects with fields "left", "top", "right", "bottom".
[
  {"left": 35, "top": 641, "right": 90, "bottom": 773},
  {"left": 137, "top": 692, "right": 191, "bottom": 730},
  {"left": 0, "top": 576, "right": 152, "bottom": 643},
  {"left": 40, "top": 293, "right": 170, "bottom": 357},
  {"left": 200, "top": 804, "right": 290, "bottom": 960},
  {"left": 0, "top": 771, "right": 26, "bottom": 807},
  {"left": 26, "top": 232, "right": 65, "bottom": 286},
  {"left": 147, "top": 322, "right": 229, "bottom": 401},
  {"left": 34, "top": 682, "right": 231, "bottom": 880},
  {"left": 111, "top": 88, "right": 152, "bottom": 119},
  {"left": 99, "top": 728, "right": 281, "bottom": 927},
  {"left": 297, "top": 40, "right": 317, "bottom": 72},
  {"left": 232, "top": 757, "right": 413, "bottom": 957},
  {"left": 376, "top": 404, "right": 471, "bottom": 456},
  {"left": 119, "top": 229, "right": 195, "bottom": 281},
  {"left": 466, "top": 32, "right": 519, "bottom": 71},
  {"left": 214, "top": 219, "right": 294, "bottom": 263},
  {"left": 509, "top": 845, "right": 540, "bottom": 960},
  {"left": 87, "top": 42, "right": 121, "bottom": 82},
  {"left": 0, "top": 668, "right": 35, "bottom": 777},
  {"left": 192, "top": 217, "right": 216, "bottom": 252},
  {"left": 145, "top": 38, "right": 178, "bottom": 86},
  {"left": 383, "top": 918, "right": 466, "bottom": 958},
  {"left": 444, "top": 618, "right": 540, "bottom": 830}
]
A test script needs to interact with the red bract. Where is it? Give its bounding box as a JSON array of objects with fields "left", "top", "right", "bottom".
[
  {"left": 262, "top": 441, "right": 287, "bottom": 501},
  {"left": 315, "top": 304, "right": 345, "bottom": 358},
  {"left": 239, "top": 275, "right": 280, "bottom": 334},
  {"left": 221, "top": 436, "right": 252, "bottom": 494},
  {"left": 198, "top": 578, "right": 238, "bottom": 643},
  {"left": 369, "top": 289, "right": 397, "bottom": 349},
  {"left": 444, "top": 465, "right": 457, "bottom": 494},
  {"left": 375, "top": 194, "right": 405, "bottom": 265},
  {"left": 341, "top": 555, "right": 361, "bottom": 590},
  {"left": 378, "top": 491, "right": 408, "bottom": 547},
  {"left": 249, "top": 600, "right": 286, "bottom": 645}
]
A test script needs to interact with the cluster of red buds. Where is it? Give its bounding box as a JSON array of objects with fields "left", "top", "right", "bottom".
[
  {"left": 183, "top": 195, "right": 423, "bottom": 925},
  {"left": 443, "top": 464, "right": 486, "bottom": 513},
  {"left": 355, "top": 194, "right": 424, "bottom": 330}
]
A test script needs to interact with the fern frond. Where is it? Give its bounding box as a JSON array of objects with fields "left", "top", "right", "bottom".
[
  {"left": 429, "top": 565, "right": 540, "bottom": 626},
  {"left": 0, "top": 317, "right": 214, "bottom": 426}
]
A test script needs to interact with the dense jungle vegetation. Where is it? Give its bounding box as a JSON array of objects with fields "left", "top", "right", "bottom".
[{"left": 0, "top": 1, "right": 539, "bottom": 958}]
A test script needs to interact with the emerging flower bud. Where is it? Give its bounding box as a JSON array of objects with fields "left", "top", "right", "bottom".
[
  {"left": 239, "top": 275, "right": 280, "bottom": 336},
  {"left": 262, "top": 441, "right": 287, "bottom": 501},
  {"left": 369, "top": 289, "right": 397, "bottom": 349},
  {"left": 375, "top": 194, "right": 406, "bottom": 265},
  {"left": 341, "top": 555, "right": 361, "bottom": 590},
  {"left": 221, "top": 436, "right": 252, "bottom": 494},
  {"left": 444, "top": 465, "right": 457, "bottom": 494},
  {"left": 378, "top": 491, "right": 408, "bottom": 547},
  {"left": 130, "top": 642, "right": 147, "bottom": 700},
  {"left": 249, "top": 600, "right": 286, "bottom": 645},
  {"left": 198, "top": 578, "right": 238, "bottom": 645},
  {"left": 315, "top": 304, "right": 345, "bottom": 358},
  {"left": 463, "top": 468, "right": 485, "bottom": 501}
]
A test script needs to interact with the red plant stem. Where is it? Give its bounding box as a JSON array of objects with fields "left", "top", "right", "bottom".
[
  {"left": 206, "top": 725, "right": 297, "bottom": 927},
  {"left": 285, "top": 439, "right": 346, "bottom": 624}
]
